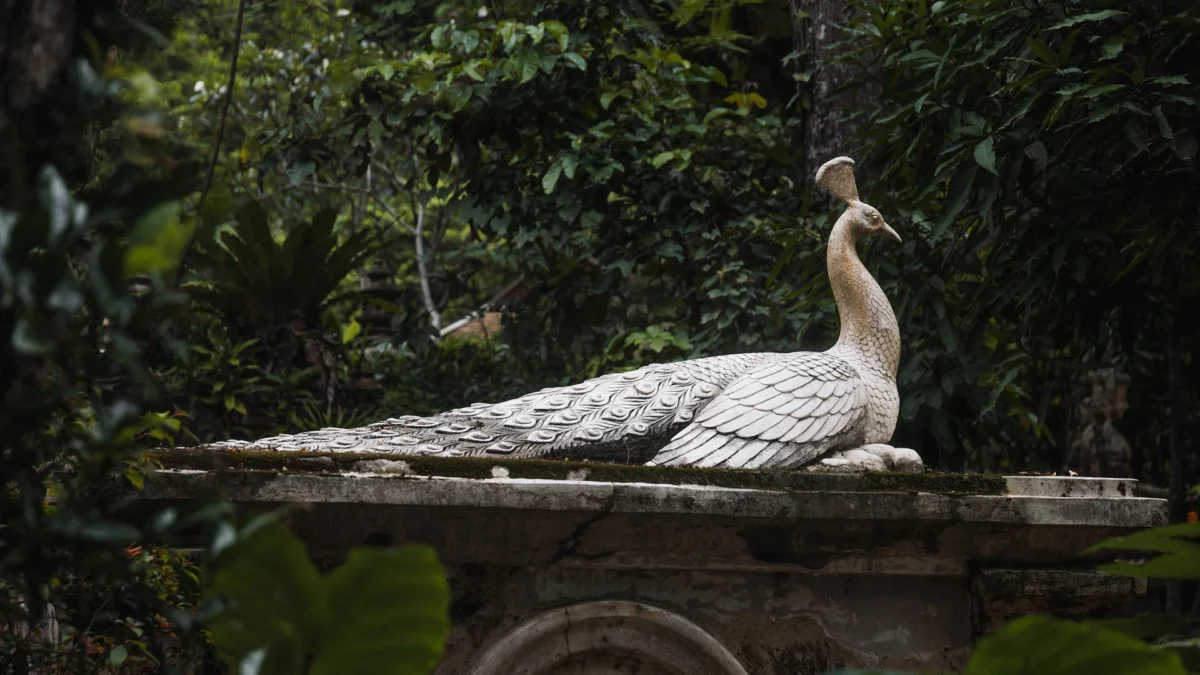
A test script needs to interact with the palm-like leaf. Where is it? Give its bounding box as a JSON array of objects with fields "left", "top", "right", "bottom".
[{"left": 189, "top": 199, "right": 384, "bottom": 333}]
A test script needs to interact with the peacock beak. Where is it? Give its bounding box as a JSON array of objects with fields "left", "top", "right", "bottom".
[{"left": 881, "top": 223, "right": 902, "bottom": 244}]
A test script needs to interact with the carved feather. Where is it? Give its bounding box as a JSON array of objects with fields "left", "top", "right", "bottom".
[
  {"left": 229, "top": 353, "right": 774, "bottom": 462},
  {"left": 647, "top": 352, "right": 868, "bottom": 470}
]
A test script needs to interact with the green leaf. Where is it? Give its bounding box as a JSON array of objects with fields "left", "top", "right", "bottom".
[
  {"left": 205, "top": 521, "right": 323, "bottom": 673},
  {"left": 202, "top": 187, "right": 234, "bottom": 230},
  {"left": 525, "top": 23, "right": 545, "bottom": 45},
  {"left": 1048, "top": 9, "right": 1127, "bottom": 30},
  {"left": 1088, "top": 522, "right": 1200, "bottom": 579},
  {"left": 562, "top": 52, "right": 586, "bottom": 71},
  {"left": 745, "top": 92, "right": 767, "bottom": 109},
  {"left": 462, "top": 63, "right": 485, "bottom": 82},
  {"left": 461, "top": 30, "right": 480, "bottom": 53},
  {"left": 310, "top": 546, "right": 450, "bottom": 675},
  {"left": 542, "top": 163, "right": 563, "bottom": 194},
  {"left": 1100, "top": 36, "right": 1127, "bottom": 60},
  {"left": 1151, "top": 75, "right": 1190, "bottom": 87},
  {"left": 1153, "top": 106, "right": 1174, "bottom": 141},
  {"left": 125, "top": 201, "right": 194, "bottom": 277},
  {"left": 938, "top": 314, "right": 958, "bottom": 353},
  {"left": 1089, "top": 615, "right": 1199, "bottom": 640},
  {"left": 600, "top": 90, "right": 626, "bottom": 110},
  {"left": 973, "top": 137, "right": 998, "bottom": 175},
  {"left": 673, "top": 0, "right": 706, "bottom": 25},
  {"left": 11, "top": 315, "right": 53, "bottom": 355},
  {"left": 542, "top": 20, "right": 569, "bottom": 51},
  {"left": 1026, "top": 38, "right": 1060, "bottom": 68},
  {"left": 108, "top": 645, "right": 128, "bottom": 667},
  {"left": 651, "top": 151, "right": 676, "bottom": 169},
  {"left": 704, "top": 66, "right": 728, "bottom": 87},
  {"left": 933, "top": 166, "right": 976, "bottom": 238},
  {"left": 965, "top": 615, "right": 1186, "bottom": 675},
  {"left": 1083, "top": 84, "right": 1124, "bottom": 98},
  {"left": 703, "top": 108, "right": 732, "bottom": 124},
  {"left": 287, "top": 161, "right": 316, "bottom": 186},
  {"left": 38, "top": 165, "right": 70, "bottom": 239},
  {"left": 125, "top": 466, "right": 145, "bottom": 490},
  {"left": 516, "top": 49, "right": 539, "bottom": 84},
  {"left": 561, "top": 154, "right": 579, "bottom": 180}
]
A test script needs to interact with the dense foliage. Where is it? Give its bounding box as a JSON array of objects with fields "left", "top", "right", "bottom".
[
  {"left": 841, "top": 0, "right": 1199, "bottom": 473},
  {"left": 0, "top": 2, "right": 449, "bottom": 672}
]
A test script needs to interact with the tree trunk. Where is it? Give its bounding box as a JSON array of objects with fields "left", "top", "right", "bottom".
[
  {"left": 789, "top": 0, "right": 875, "bottom": 178},
  {"left": 0, "top": 0, "right": 78, "bottom": 207},
  {"left": 0, "top": 0, "right": 75, "bottom": 132}
]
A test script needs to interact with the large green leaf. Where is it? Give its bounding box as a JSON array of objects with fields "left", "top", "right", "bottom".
[
  {"left": 1087, "top": 522, "right": 1200, "bottom": 579},
  {"left": 965, "top": 616, "right": 1187, "bottom": 675},
  {"left": 205, "top": 521, "right": 323, "bottom": 675},
  {"left": 312, "top": 546, "right": 451, "bottom": 675},
  {"left": 206, "top": 521, "right": 449, "bottom": 675}
]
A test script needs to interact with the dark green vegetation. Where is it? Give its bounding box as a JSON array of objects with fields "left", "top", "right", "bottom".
[{"left": 1, "top": 0, "right": 1198, "bottom": 673}]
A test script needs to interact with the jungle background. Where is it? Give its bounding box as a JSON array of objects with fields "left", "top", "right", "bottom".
[{"left": 1, "top": 0, "right": 1198, "bottom": 672}]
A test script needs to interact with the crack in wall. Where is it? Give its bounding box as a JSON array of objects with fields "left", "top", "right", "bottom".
[{"left": 549, "top": 492, "right": 616, "bottom": 565}]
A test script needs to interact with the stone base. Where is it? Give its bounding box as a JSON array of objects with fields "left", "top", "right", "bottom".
[{"left": 138, "top": 451, "right": 1165, "bottom": 674}]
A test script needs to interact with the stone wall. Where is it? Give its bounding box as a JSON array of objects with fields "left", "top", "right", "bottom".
[{"left": 141, "top": 452, "right": 1166, "bottom": 674}]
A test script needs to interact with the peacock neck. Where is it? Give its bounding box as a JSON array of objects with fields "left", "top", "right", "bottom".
[{"left": 825, "top": 217, "right": 901, "bottom": 378}]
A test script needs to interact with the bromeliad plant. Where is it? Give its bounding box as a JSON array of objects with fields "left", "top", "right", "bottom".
[{"left": 187, "top": 199, "right": 382, "bottom": 339}]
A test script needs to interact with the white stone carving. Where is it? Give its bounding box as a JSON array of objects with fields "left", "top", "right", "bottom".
[{"left": 204, "top": 157, "right": 920, "bottom": 473}]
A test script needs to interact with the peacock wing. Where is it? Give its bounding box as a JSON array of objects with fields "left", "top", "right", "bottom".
[{"left": 646, "top": 352, "right": 869, "bottom": 470}]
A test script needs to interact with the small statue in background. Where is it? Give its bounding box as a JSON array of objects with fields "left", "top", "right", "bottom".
[{"left": 1064, "top": 369, "right": 1132, "bottom": 478}]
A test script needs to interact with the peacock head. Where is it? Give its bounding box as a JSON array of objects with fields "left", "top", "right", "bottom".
[{"left": 815, "top": 156, "right": 902, "bottom": 244}]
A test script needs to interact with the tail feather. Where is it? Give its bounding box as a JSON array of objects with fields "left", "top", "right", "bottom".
[{"left": 229, "top": 353, "right": 771, "bottom": 460}]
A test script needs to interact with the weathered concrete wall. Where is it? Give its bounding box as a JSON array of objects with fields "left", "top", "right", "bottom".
[
  {"left": 440, "top": 566, "right": 972, "bottom": 674},
  {"left": 141, "top": 453, "right": 1166, "bottom": 674}
]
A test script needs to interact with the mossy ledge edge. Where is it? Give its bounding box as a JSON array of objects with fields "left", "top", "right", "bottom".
[{"left": 152, "top": 448, "right": 1007, "bottom": 495}]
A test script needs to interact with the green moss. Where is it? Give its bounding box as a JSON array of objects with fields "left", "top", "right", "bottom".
[{"left": 153, "top": 448, "right": 1007, "bottom": 495}]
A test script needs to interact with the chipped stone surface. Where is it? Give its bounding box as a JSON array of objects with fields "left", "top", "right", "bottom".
[
  {"left": 142, "top": 470, "right": 1165, "bottom": 530},
  {"left": 1003, "top": 475, "right": 1137, "bottom": 498},
  {"left": 972, "top": 569, "right": 1154, "bottom": 636},
  {"left": 136, "top": 460, "right": 1166, "bottom": 674}
]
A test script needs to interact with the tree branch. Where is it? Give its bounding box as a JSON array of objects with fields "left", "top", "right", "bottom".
[
  {"left": 371, "top": 159, "right": 408, "bottom": 192},
  {"left": 438, "top": 275, "right": 527, "bottom": 337},
  {"left": 197, "top": 0, "right": 248, "bottom": 216},
  {"left": 300, "top": 181, "right": 416, "bottom": 235},
  {"left": 412, "top": 197, "right": 440, "bottom": 328},
  {"left": 179, "top": 0, "right": 249, "bottom": 276}
]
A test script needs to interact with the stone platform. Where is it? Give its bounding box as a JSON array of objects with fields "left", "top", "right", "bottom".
[{"left": 142, "top": 450, "right": 1166, "bottom": 674}]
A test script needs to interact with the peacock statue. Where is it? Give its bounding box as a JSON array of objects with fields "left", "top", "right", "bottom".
[{"left": 207, "top": 157, "right": 923, "bottom": 473}]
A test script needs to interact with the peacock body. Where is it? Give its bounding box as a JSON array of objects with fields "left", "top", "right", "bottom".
[{"left": 207, "top": 157, "right": 915, "bottom": 471}]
